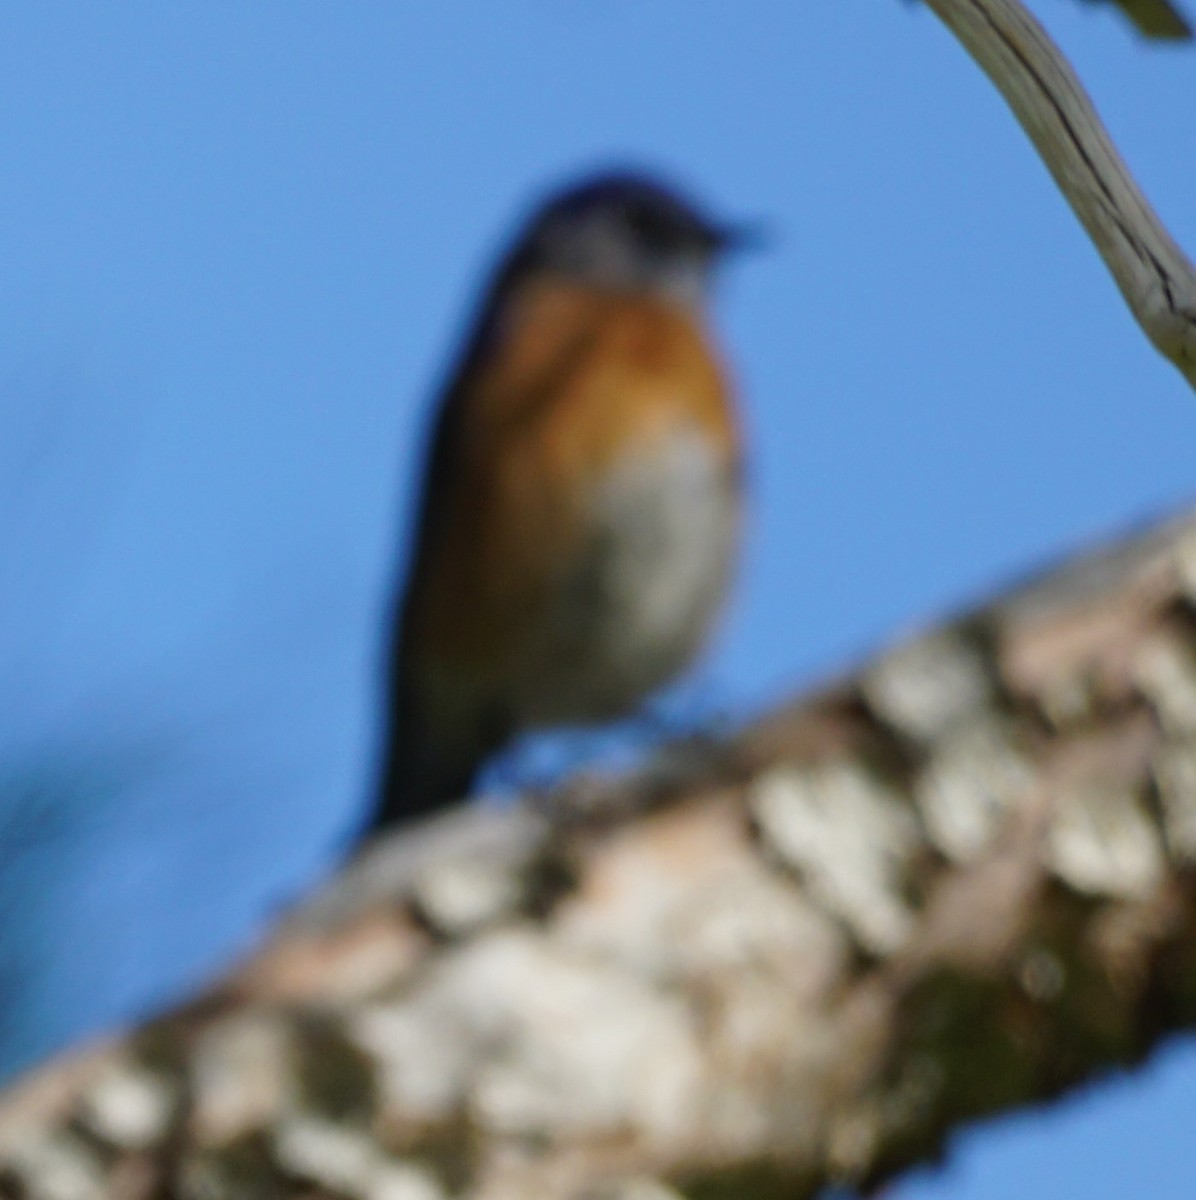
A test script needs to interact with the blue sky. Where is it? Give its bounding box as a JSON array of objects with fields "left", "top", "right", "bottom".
[{"left": 0, "top": 3, "right": 1193, "bottom": 1195}]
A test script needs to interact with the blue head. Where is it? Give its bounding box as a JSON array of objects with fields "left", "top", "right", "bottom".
[{"left": 506, "top": 171, "right": 755, "bottom": 308}]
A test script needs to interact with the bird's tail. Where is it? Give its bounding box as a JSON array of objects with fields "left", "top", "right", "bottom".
[{"left": 363, "top": 680, "right": 493, "bottom": 839}]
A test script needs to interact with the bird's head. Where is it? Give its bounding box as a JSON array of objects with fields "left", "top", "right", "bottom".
[{"left": 510, "top": 171, "right": 760, "bottom": 308}]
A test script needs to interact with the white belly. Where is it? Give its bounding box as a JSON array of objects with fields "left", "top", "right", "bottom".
[{"left": 516, "top": 427, "right": 739, "bottom": 723}]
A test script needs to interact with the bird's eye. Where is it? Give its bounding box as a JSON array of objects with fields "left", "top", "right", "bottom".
[{"left": 625, "top": 206, "right": 675, "bottom": 253}]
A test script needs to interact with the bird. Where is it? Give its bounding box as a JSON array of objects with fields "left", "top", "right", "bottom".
[{"left": 368, "top": 170, "right": 753, "bottom": 835}]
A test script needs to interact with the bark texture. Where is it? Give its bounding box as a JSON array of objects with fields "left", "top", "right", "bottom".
[{"left": 3, "top": 511, "right": 1196, "bottom": 1199}]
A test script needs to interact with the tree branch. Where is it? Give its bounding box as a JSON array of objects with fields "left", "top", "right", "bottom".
[
  {"left": 927, "top": 0, "right": 1196, "bottom": 388},
  {"left": 3, "top": 509, "right": 1196, "bottom": 1198},
  {"left": 1097, "top": 0, "right": 1192, "bottom": 40}
]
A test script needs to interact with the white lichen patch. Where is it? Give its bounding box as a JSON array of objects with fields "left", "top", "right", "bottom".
[
  {"left": 351, "top": 994, "right": 471, "bottom": 1123},
  {"left": 915, "top": 717, "right": 1034, "bottom": 861},
  {"left": 1046, "top": 780, "right": 1164, "bottom": 898},
  {"left": 1151, "top": 739, "right": 1196, "bottom": 863},
  {"left": 78, "top": 1058, "right": 175, "bottom": 1150},
  {"left": 862, "top": 629, "right": 992, "bottom": 741},
  {"left": 190, "top": 1013, "right": 291, "bottom": 1144},
  {"left": 370, "top": 1160, "right": 448, "bottom": 1200},
  {"left": 300, "top": 805, "right": 546, "bottom": 931},
  {"left": 1135, "top": 630, "right": 1196, "bottom": 735},
  {"left": 751, "top": 763, "right": 921, "bottom": 954},
  {"left": 1, "top": 1132, "right": 107, "bottom": 1200},
  {"left": 679, "top": 976, "right": 830, "bottom": 1161},
  {"left": 1169, "top": 523, "right": 1196, "bottom": 602},
  {"left": 351, "top": 929, "right": 703, "bottom": 1146},
  {"left": 556, "top": 800, "right": 844, "bottom": 1000},
  {"left": 411, "top": 849, "right": 527, "bottom": 938},
  {"left": 274, "top": 1113, "right": 376, "bottom": 1192},
  {"left": 664, "top": 872, "right": 847, "bottom": 1001},
  {"left": 274, "top": 1114, "right": 445, "bottom": 1200}
]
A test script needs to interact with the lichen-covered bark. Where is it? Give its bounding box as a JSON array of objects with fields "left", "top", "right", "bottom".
[{"left": 3, "top": 511, "right": 1196, "bottom": 1200}]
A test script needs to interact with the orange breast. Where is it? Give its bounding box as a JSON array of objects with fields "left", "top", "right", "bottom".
[{"left": 405, "top": 278, "right": 741, "bottom": 687}]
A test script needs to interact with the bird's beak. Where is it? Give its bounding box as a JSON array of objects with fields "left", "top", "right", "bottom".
[{"left": 711, "top": 220, "right": 772, "bottom": 254}]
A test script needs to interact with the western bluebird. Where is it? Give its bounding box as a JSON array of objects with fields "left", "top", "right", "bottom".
[{"left": 368, "top": 170, "right": 751, "bottom": 834}]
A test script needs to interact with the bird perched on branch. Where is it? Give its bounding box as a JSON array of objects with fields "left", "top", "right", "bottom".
[{"left": 368, "top": 170, "right": 753, "bottom": 834}]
